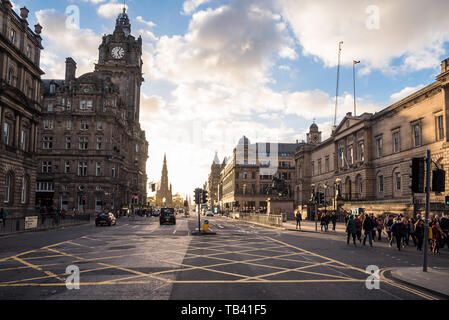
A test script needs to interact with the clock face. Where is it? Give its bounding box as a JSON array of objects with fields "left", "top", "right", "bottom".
[{"left": 111, "top": 46, "right": 125, "bottom": 59}]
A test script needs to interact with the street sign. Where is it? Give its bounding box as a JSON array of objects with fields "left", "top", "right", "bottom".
[{"left": 25, "top": 216, "right": 38, "bottom": 230}]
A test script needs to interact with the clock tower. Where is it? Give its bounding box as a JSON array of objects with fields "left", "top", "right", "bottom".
[
  {"left": 307, "top": 121, "right": 322, "bottom": 145},
  {"left": 95, "top": 8, "right": 144, "bottom": 123}
]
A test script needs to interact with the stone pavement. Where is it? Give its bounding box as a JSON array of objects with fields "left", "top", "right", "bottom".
[{"left": 390, "top": 267, "right": 449, "bottom": 298}]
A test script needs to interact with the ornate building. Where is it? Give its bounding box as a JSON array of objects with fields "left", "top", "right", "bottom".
[
  {"left": 205, "top": 152, "right": 223, "bottom": 208},
  {"left": 0, "top": 2, "right": 44, "bottom": 217},
  {"left": 36, "top": 8, "right": 148, "bottom": 214},
  {"left": 156, "top": 154, "right": 173, "bottom": 207},
  {"left": 218, "top": 136, "right": 298, "bottom": 213},
  {"left": 295, "top": 56, "right": 449, "bottom": 218}
]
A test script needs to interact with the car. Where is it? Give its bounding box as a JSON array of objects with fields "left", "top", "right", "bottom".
[
  {"left": 205, "top": 211, "right": 214, "bottom": 217},
  {"left": 152, "top": 209, "right": 160, "bottom": 217},
  {"left": 160, "top": 208, "right": 176, "bottom": 225},
  {"left": 96, "top": 212, "right": 116, "bottom": 226}
]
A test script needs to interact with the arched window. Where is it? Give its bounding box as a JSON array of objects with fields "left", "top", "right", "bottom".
[
  {"left": 21, "top": 176, "right": 29, "bottom": 204},
  {"left": 4, "top": 173, "right": 11, "bottom": 203}
]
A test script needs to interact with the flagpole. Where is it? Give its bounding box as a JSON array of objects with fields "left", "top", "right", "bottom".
[
  {"left": 353, "top": 61, "right": 356, "bottom": 117},
  {"left": 333, "top": 42, "right": 343, "bottom": 130}
]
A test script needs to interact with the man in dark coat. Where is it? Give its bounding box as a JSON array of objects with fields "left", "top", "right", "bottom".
[
  {"left": 346, "top": 215, "right": 357, "bottom": 246},
  {"left": 391, "top": 220, "right": 405, "bottom": 251},
  {"left": 363, "top": 214, "right": 375, "bottom": 247}
]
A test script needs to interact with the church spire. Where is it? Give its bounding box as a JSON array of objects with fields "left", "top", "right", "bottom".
[{"left": 115, "top": 3, "right": 131, "bottom": 36}]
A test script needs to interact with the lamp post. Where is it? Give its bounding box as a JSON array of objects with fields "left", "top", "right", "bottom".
[
  {"left": 311, "top": 184, "right": 317, "bottom": 231},
  {"left": 335, "top": 178, "right": 342, "bottom": 221},
  {"left": 324, "top": 184, "right": 329, "bottom": 214}
]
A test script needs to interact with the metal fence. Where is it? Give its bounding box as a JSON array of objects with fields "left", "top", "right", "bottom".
[
  {"left": 0, "top": 214, "right": 91, "bottom": 235},
  {"left": 239, "top": 213, "right": 283, "bottom": 227}
]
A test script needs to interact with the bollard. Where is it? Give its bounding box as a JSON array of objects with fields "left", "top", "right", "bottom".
[{"left": 203, "top": 220, "right": 209, "bottom": 232}]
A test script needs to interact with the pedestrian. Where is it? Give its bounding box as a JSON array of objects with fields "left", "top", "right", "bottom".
[
  {"left": 346, "top": 215, "right": 357, "bottom": 246},
  {"left": 402, "top": 217, "right": 410, "bottom": 248},
  {"left": 376, "top": 217, "right": 384, "bottom": 241},
  {"left": 414, "top": 219, "right": 425, "bottom": 251},
  {"left": 408, "top": 218, "right": 416, "bottom": 248},
  {"left": 295, "top": 211, "right": 302, "bottom": 230},
  {"left": 355, "top": 215, "right": 362, "bottom": 243},
  {"left": 440, "top": 213, "right": 449, "bottom": 250},
  {"left": 385, "top": 216, "right": 394, "bottom": 246},
  {"left": 331, "top": 212, "right": 337, "bottom": 231},
  {"left": 320, "top": 213, "right": 326, "bottom": 232},
  {"left": 1, "top": 208, "right": 7, "bottom": 227},
  {"left": 432, "top": 222, "right": 446, "bottom": 254},
  {"left": 363, "top": 214, "right": 375, "bottom": 247},
  {"left": 391, "top": 219, "right": 405, "bottom": 251}
]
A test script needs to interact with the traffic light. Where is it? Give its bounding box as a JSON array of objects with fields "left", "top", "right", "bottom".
[
  {"left": 411, "top": 158, "right": 425, "bottom": 193},
  {"left": 202, "top": 190, "right": 208, "bottom": 204},
  {"left": 194, "top": 189, "right": 201, "bottom": 205},
  {"left": 432, "top": 169, "right": 446, "bottom": 193},
  {"left": 445, "top": 196, "right": 449, "bottom": 206}
]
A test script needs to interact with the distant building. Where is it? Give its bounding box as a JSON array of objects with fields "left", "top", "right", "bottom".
[
  {"left": 156, "top": 154, "right": 173, "bottom": 207},
  {"left": 218, "top": 136, "right": 298, "bottom": 213},
  {"left": 206, "top": 152, "right": 223, "bottom": 208},
  {"left": 0, "top": 3, "right": 44, "bottom": 217}
]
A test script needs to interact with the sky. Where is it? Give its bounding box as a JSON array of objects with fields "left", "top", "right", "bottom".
[{"left": 12, "top": 0, "right": 449, "bottom": 198}]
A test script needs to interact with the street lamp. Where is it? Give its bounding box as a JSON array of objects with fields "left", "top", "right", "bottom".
[
  {"left": 311, "top": 184, "right": 317, "bottom": 231},
  {"left": 335, "top": 178, "right": 342, "bottom": 220},
  {"left": 324, "top": 184, "right": 329, "bottom": 214}
]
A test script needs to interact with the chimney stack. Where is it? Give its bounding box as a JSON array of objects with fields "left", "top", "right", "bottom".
[{"left": 65, "top": 57, "right": 77, "bottom": 82}]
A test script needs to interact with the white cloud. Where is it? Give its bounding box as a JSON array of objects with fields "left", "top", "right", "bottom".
[
  {"left": 390, "top": 84, "right": 426, "bottom": 103},
  {"left": 97, "top": 2, "right": 127, "bottom": 19},
  {"left": 182, "top": 0, "right": 212, "bottom": 15},
  {"left": 277, "top": 0, "right": 449, "bottom": 74}
]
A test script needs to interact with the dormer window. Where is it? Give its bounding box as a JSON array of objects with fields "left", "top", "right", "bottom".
[{"left": 50, "top": 84, "right": 56, "bottom": 94}]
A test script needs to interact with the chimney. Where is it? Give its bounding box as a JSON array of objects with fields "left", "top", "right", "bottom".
[
  {"left": 65, "top": 57, "right": 77, "bottom": 82},
  {"left": 442, "top": 58, "right": 449, "bottom": 74}
]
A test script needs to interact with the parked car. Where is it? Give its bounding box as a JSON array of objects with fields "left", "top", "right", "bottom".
[
  {"left": 95, "top": 212, "right": 116, "bottom": 226},
  {"left": 160, "top": 208, "right": 176, "bottom": 225}
]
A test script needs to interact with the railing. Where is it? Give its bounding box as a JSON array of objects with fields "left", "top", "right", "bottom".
[
  {"left": 0, "top": 214, "right": 91, "bottom": 235},
  {"left": 239, "top": 213, "right": 283, "bottom": 227}
]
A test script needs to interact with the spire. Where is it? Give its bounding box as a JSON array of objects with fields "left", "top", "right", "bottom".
[
  {"left": 213, "top": 151, "right": 220, "bottom": 165},
  {"left": 115, "top": 3, "right": 131, "bottom": 36}
]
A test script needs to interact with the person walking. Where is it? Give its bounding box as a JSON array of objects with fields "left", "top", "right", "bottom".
[
  {"left": 295, "top": 211, "right": 302, "bottom": 230},
  {"left": 408, "top": 218, "right": 416, "bottom": 248},
  {"left": 415, "top": 219, "right": 425, "bottom": 251},
  {"left": 320, "top": 213, "right": 326, "bottom": 232},
  {"left": 362, "top": 214, "right": 375, "bottom": 247},
  {"left": 346, "top": 215, "right": 357, "bottom": 246},
  {"left": 432, "top": 222, "right": 446, "bottom": 254},
  {"left": 376, "top": 217, "right": 384, "bottom": 241},
  {"left": 402, "top": 217, "right": 410, "bottom": 248},
  {"left": 1, "top": 208, "right": 7, "bottom": 228},
  {"left": 331, "top": 212, "right": 337, "bottom": 231},
  {"left": 355, "top": 215, "right": 362, "bottom": 243},
  {"left": 391, "top": 219, "right": 405, "bottom": 251},
  {"left": 385, "top": 216, "right": 394, "bottom": 246},
  {"left": 440, "top": 213, "right": 449, "bottom": 250}
]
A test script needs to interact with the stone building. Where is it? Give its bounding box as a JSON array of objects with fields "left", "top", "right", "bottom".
[
  {"left": 156, "top": 154, "right": 173, "bottom": 207},
  {"left": 0, "top": 2, "right": 44, "bottom": 217},
  {"left": 36, "top": 9, "right": 148, "bottom": 214},
  {"left": 295, "top": 56, "right": 449, "bottom": 218},
  {"left": 219, "top": 136, "right": 298, "bottom": 213}
]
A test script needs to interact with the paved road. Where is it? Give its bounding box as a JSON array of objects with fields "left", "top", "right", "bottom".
[{"left": 0, "top": 214, "right": 448, "bottom": 300}]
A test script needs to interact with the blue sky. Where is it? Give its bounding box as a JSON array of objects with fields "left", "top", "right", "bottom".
[{"left": 13, "top": 0, "right": 449, "bottom": 197}]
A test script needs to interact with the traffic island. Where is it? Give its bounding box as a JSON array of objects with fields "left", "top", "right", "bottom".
[{"left": 190, "top": 229, "right": 217, "bottom": 236}]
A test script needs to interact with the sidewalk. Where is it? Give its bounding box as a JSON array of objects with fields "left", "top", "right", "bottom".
[
  {"left": 390, "top": 267, "right": 449, "bottom": 298},
  {"left": 283, "top": 220, "right": 346, "bottom": 235}
]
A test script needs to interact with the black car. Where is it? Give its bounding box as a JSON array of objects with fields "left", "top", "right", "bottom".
[
  {"left": 160, "top": 208, "right": 176, "bottom": 225},
  {"left": 95, "top": 213, "right": 117, "bottom": 226}
]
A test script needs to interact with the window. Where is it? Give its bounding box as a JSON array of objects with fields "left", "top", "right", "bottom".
[
  {"left": 4, "top": 174, "right": 11, "bottom": 203},
  {"left": 7, "top": 68, "right": 13, "bottom": 85},
  {"left": 378, "top": 175, "right": 384, "bottom": 193},
  {"left": 97, "top": 121, "right": 103, "bottom": 130},
  {"left": 413, "top": 124, "right": 421, "bottom": 147},
  {"left": 78, "top": 162, "right": 88, "bottom": 176},
  {"left": 359, "top": 142, "right": 365, "bottom": 162},
  {"left": 10, "top": 29, "right": 16, "bottom": 45},
  {"left": 311, "top": 162, "right": 315, "bottom": 176},
  {"left": 49, "top": 84, "right": 56, "bottom": 94},
  {"left": 3, "top": 123, "right": 10, "bottom": 145},
  {"left": 96, "top": 137, "right": 102, "bottom": 150},
  {"left": 42, "top": 161, "right": 52, "bottom": 173},
  {"left": 437, "top": 115, "right": 445, "bottom": 141},
  {"left": 393, "top": 132, "right": 400, "bottom": 153},
  {"left": 80, "top": 120, "right": 89, "bottom": 130},
  {"left": 395, "top": 172, "right": 401, "bottom": 191},
  {"left": 80, "top": 100, "right": 93, "bottom": 110},
  {"left": 67, "top": 100, "right": 71, "bottom": 111},
  {"left": 20, "top": 130, "right": 26, "bottom": 151},
  {"left": 135, "top": 144, "right": 139, "bottom": 152},
  {"left": 66, "top": 120, "right": 72, "bottom": 130},
  {"left": 348, "top": 146, "right": 354, "bottom": 165},
  {"left": 112, "top": 166, "right": 116, "bottom": 178},
  {"left": 325, "top": 157, "right": 330, "bottom": 173},
  {"left": 65, "top": 137, "right": 71, "bottom": 149},
  {"left": 47, "top": 103, "right": 53, "bottom": 112},
  {"left": 21, "top": 177, "right": 28, "bottom": 204},
  {"left": 36, "top": 182, "right": 54, "bottom": 192},
  {"left": 377, "top": 138, "right": 383, "bottom": 158},
  {"left": 26, "top": 45, "right": 32, "bottom": 59},
  {"left": 42, "top": 136, "right": 53, "bottom": 149},
  {"left": 44, "top": 120, "right": 54, "bottom": 130},
  {"left": 65, "top": 162, "right": 70, "bottom": 174},
  {"left": 318, "top": 159, "right": 322, "bottom": 175},
  {"left": 79, "top": 137, "right": 88, "bottom": 150},
  {"left": 358, "top": 176, "right": 363, "bottom": 196},
  {"left": 96, "top": 162, "right": 102, "bottom": 177},
  {"left": 338, "top": 147, "right": 344, "bottom": 167},
  {"left": 243, "top": 172, "right": 248, "bottom": 179},
  {"left": 252, "top": 172, "right": 256, "bottom": 179}
]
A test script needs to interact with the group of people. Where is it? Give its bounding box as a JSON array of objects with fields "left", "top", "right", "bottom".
[
  {"left": 346, "top": 212, "right": 449, "bottom": 254},
  {"left": 319, "top": 212, "right": 338, "bottom": 232}
]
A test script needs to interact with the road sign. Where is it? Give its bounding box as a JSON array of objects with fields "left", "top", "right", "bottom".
[{"left": 25, "top": 216, "right": 38, "bottom": 230}]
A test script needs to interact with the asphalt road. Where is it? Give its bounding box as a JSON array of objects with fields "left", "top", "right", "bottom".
[{"left": 0, "top": 214, "right": 448, "bottom": 300}]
